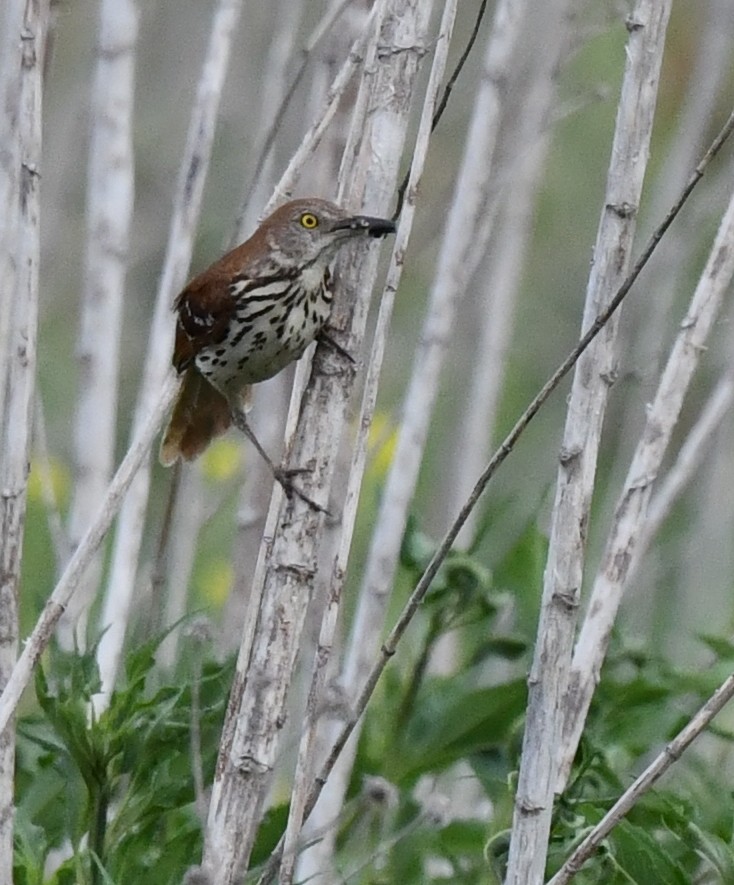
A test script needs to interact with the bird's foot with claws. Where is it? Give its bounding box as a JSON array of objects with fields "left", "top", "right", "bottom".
[{"left": 273, "top": 466, "right": 328, "bottom": 514}]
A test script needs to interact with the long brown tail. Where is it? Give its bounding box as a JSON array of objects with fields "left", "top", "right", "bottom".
[{"left": 159, "top": 368, "right": 233, "bottom": 466}]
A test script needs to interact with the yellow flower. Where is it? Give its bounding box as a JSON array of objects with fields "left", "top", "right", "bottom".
[
  {"left": 27, "top": 456, "right": 70, "bottom": 505},
  {"left": 196, "top": 558, "right": 233, "bottom": 607},
  {"left": 368, "top": 413, "right": 398, "bottom": 479},
  {"left": 200, "top": 438, "right": 242, "bottom": 482}
]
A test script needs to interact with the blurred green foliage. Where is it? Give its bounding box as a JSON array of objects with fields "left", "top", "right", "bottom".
[{"left": 15, "top": 520, "right": 734, "bottom": 883}]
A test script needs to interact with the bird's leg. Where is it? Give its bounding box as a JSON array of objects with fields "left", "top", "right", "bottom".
[
  {"left": 318, "top": 328, "right": 356, "bottom": 365},
  {"left": 230, "top": 408, "right": 327, "bottom": 514}
]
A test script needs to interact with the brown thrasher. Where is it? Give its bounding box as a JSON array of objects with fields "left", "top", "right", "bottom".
[{"left": 160, "top": 198, "right": 395, "bottom": 501}]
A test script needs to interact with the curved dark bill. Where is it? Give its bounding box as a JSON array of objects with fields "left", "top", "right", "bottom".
[{"left": 331, "top": 215, "right": 397, "bottom": 238}]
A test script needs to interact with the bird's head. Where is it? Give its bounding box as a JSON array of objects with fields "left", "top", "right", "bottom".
[{"left": 258, "top": 198, "right": 396, "bottom": 271}]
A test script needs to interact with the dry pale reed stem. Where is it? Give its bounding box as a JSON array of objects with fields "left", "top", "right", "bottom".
[
  {"left": 61, "top": 0, "right": 139, "bottom": 651},
  {"left": 93, "top": 0, "right": 245, "bottom": 711},
  {"left": 639, "top": 373, "right": 734, "bottom": 565},
  {"left": 172, "top": 5, "right": 373, "bottom": 650},
  {"left": 285, "top": 4, "right": 459, "bottom": 881},
  {"left": 557, "top": 183, "right": 734, "bottom": 787},
  {"left": 548, "top": 670, "right": 734, "bottom": 885},
  {"left": 225, "top": 0, "right": 312, "bottom": 648},
  {"left": 505, "top": 4, "right": 672, "bottom": 882},
  {"left": 0, "top": 0, "right": 23, "bottom": 429},
  {"left": 307, "top": 0, "right": 533, "bottom": 866},
  {"left": 450, "top": 0, "right": 574, "bottom": 547},
  {"left": 202, "top": 2, "right": 429, "bottom": 880},
  {"left": 0, "top": 1, "right": 49, "bottom": 879},
  {"left": 625, "top": 0, "right": 734, "bottom": 387}
]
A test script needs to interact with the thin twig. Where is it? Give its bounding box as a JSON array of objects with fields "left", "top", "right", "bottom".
[
  {"left": 392, "top": 0, "right": 490, "bottom": 219},
  {"left": 266, "top": 12, "right": 376, "bottom": 212},
  {"left": 547, "top": 670, "right": 734, "bottom": 885}
]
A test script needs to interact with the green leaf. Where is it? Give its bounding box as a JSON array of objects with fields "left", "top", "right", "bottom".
[
  {"left": 13, "top": 806, "right": 47, "bottom": 885},
  {"left": 608, "top": 819, "right": 690, "bottom": 884},
  {"left": 491, "top": 521, "right": 547, "bottom": 624},
  {"left": 697, "top": 634, "right": 734, "bottom": 660},
  {"left": 400, "top": 517, "right": 436, "bottom": 572},
  {"left": 472, "top": 635, "right": 528, "bottom": 663},
  {"left": 391, "top": 678, "right": 527, "bottom": 780},
  {"left": 689, "top": 823, "right": 734, "bottom": 881}
]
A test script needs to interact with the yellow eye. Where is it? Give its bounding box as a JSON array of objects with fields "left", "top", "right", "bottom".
[{"left": 300, "top": 212, "right": 319, "bottom": 229}]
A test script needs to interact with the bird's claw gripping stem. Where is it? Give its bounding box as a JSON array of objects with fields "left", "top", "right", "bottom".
[
  {"left": 230, "top": 408, "right": 327, "bottom": 513},
  {"left": 273, "top": 467, "right": 328, "bottom": 514}
]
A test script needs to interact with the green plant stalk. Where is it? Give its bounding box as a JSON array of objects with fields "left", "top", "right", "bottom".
[
  {"left": 395, "top": 610, "right": 444, "bottom": 737},
  {"left": 89, "top": 779, "right": 110, "bottom": 885}
]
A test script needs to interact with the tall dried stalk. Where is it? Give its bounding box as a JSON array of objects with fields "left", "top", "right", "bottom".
[
  {"left": 201, "top": 1, "right": 431, "bottom": 878},
  {"left": 558, "top": 183, "right": 734, "bottom": 785},
  {"left": 60, "top": 0, "right": 139, "bottom": 650},
  {"left": 225, "top": 0, "right": 347, "bottom": 652},
  {"left": 303, "top": 0, "right": 533, "bottom": 862},
  {"left": 0, "top": 1, "right": 49, "bottom": 879},
  {"left": 626, "top": 0, "right": 734, "bottom": 381},
  {"left": 505, "top": 3, "right": 672, "bottom": 882},
  {"left": 448, "top": 1, "right": 575, "bottom": 549},
  {"left": 93, "top": 0, "right": 246, "bottom": 709},
  {"left": 290, "top": 5, "right": 460, "bottom": 879}
]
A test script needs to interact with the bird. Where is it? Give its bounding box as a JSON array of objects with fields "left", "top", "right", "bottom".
[{"left": 159, "top": 197, "right": 396, "bottom": 503}]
